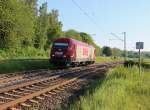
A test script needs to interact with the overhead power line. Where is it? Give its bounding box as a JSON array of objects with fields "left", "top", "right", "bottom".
[
  {"left": 71, "top": 0, "right": 106, "bottom": 34},
  {"left": 110, "top": 33, "right": 124, "bottom": 42},
  {"left": 110, "top": 32, "right": 127, "bottom": 61}
]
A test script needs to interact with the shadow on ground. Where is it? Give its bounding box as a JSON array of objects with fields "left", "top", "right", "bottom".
[{"left": 60, "top": 69, "right": 107, "bottom": 110}]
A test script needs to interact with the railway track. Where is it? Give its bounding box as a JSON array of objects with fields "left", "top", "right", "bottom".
[
  {"left": 0, "top": 62, "right": 122, "bottom": 110},
  {"left": 0, "top": 67, "right": 84, "bottom": 88},
  {"left": 0, "top": 69, "right": 50, "bottom": 85}
]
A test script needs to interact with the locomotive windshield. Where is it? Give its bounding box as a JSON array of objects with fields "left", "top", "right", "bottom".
[{"left": 54, "top": 42, "right": 69, "bottom": 48}]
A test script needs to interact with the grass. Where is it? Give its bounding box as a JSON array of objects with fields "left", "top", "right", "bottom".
[
  {"left": 0, "top": 56, "right": 122, "bottom": 74},
  {"left": 0, "top": 48, "right": 52, "bottom": 73},
  {"left": 64, "top": 66, "right": 150, "bottom": 110},
  {"left": 96, "top": 56, "right": 123, "bottom": 63},
  {"left": 0, "top": 59, "right": 51, "bottom": 74},
  {"left": 0, "top": 48, "right": 49, "bottom": 60}
]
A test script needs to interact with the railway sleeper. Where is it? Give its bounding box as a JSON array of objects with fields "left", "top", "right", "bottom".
[
  {"left": 38, "top": 82, "right": 51, "bottom": 86},
  {"left": 52, "top": 89, "right": 60, "bottom": 93},
  {"left": 12, "top": 90, "right": 29, "bottom": 95},
  {"left": 29, "top": 99, "right": 39, "bottom": 104},
  {"left": 30, "top": 85, "right": 44, "bottom": 89},
  {"left": 43, "top": 95, "right": 52, "bottom": 98},
  {"left": 38, "top": 82, "right": 56, "bottom": 86},
  {"left": 32, "top": 83, "right": 47, "bottom": 89},
  {"left": 0, "top": 96, "right": 14, "bottom": 101},
  {"left": 19, "top": 88, "right": 35, "bottom": 93},
  {"left": 9, "top": 107, "right": 21, "bottom": 110},
  {"left": 48, "top": 91, "right": 57, "bottom": 95},
  {"left": 25, "top": 87, "right": 41, "bottom": 91},
  {"left": 57, "top": 87, "right": 65, "bottom": 91},
  {"left": 20, "top": 103, "right": 31, "bottom": 107},
  {"left": 42, "top": 93, "right": 49, "bottom": 97},
  {"left": 34, "top": 83, "right": 48, "bottom": 87},
  {"left": 36, "top": 96, "right": 45, "bottom": 100},
  {"left": 4, "top": 93, "right": 21, "bottom": 98}
]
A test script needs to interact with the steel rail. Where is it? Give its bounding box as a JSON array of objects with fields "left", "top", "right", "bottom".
[
  {"left": 0, "top": 62, "right": 123, "bottom": 110},
  {"left": 0, "top": 67, "right": 104, "bottom": 110},
  {"left": 0, "top": 65, "right": 97, "bottom": 94},
  {"left": 0, "top": 76, "right": 24, "bottom": 84}
]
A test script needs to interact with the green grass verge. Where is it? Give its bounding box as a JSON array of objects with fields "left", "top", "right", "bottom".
[
  {"left": 64, "top": 66, "right": 150, "bottom": 110},
  {"left": 0, "top": 59, "right": 51, "bottom": 74},
  {"left": 0, "top": 47, "right": 122, "bottom": 73},
  {"left": 96, "top": 56, "right": 123, "bottom": 63},
  {"left": 0, "top": 48, "right": 49, "bottom": 60},
  {"left": 0, "top": 56, "right": 122, "bottom": 74}
]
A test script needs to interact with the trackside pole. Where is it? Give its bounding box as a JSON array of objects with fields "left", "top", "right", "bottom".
[
  {"left": 136, "top": 42, "right": 144, "bottom": 74},
  {"left": 139, "top": 48, "right": 141, "bottom": 74}
]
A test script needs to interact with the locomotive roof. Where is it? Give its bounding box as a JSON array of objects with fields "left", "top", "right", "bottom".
[{"left": 54, "top": 37, "right": 94, "bottom": 47}]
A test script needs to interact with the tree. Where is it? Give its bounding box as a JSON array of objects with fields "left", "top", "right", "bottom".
[
  {"left": 102, "top": 46, "right": 112, "bottom": 56},
  {"left": 80, "top": 32, "right": 94, "bottom": 44},
  {"left": 112, "top": 48, "right": 123, "bottom": 57},
  {"left": 34, "top": 2, "right": 49, "bottom": 49},
  {"left": 0, "top": 0, "right": 36, "bottom": 49},
  {"left": 65, "top": 29, "right": 82, "bottom": 41},
  {"left": 47, "top": 9, "right": 63, "bottom": 47}
]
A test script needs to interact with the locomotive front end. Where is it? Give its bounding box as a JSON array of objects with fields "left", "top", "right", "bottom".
[{"left": 50, "top": 38, "right": 74, "bottom": 65}]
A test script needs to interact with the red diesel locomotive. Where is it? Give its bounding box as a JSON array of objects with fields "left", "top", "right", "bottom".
[{"left": 50, "top": 38, "right": 96, "bottom": 66}]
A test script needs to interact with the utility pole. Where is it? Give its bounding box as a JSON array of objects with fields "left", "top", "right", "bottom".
[
  {"left": 139, "top": 48, "right": 141, "bottom": 74},
  {"left": 123, "top": 32, "right": 127, "bottom": 61},
  {"left": 110, "top": 32, "right": 127, "bottom": 62}
]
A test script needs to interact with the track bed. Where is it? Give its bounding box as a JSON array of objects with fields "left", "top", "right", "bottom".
[{"left": 0, "top": 62, "right": 123, "bottom": 110}]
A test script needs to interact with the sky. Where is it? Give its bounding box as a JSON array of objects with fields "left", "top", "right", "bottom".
[{"left": 38, "top": 0, "right": 150, "bottom": 51}]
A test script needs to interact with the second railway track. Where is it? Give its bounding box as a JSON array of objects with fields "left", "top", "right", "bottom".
[{"left": 0, "top": 62, "right": 122, "bottom": 110}]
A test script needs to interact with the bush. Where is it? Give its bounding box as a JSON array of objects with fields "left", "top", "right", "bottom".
[
  {"left": 124, "top": 60, "right": 150, "bottom": 69},
  {"left": 0, "top": 47, "right": 50, "bottom": 59}
]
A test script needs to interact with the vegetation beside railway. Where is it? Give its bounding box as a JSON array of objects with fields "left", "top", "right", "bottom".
[
  {"left": 63, "top": 66, "right": 150, "bottom": 110},
  {"left": 0, "top": 57, "right": 122, "bottom": 74},
  {"left": 0, "top": 59, "right": 50, "bottom": 74}
]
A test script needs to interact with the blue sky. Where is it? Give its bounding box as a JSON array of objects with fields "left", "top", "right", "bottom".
[{"left": 38, "top": 0, "right": 150, "bottom": 51}]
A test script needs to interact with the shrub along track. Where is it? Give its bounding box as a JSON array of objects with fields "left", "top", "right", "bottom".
[{"left": 0, "top": 62, "right": 122, "bottom": 110}]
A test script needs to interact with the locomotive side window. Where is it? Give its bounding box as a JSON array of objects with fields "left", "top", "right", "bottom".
[{"left": 54, "top": 43, "right": 69, "bottom": 48}]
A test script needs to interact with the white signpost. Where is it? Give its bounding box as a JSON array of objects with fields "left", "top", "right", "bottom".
[{"left": 136, "top": 42, "right": 144, "bottom": 74}]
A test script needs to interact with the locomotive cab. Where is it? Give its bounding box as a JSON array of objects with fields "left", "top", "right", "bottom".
[{"left": 50, "top": 38, "right": 75, "bottom": 65}]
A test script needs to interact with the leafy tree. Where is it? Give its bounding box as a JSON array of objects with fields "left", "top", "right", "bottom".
[
  {"left": 80, "top": 32, "right": 94, "bottom": 44},
  {"left": 102, "top": 46, "right": 112, "bottom": 56},
  {"left": 65, "top": 29, "right": 82, "bottom": 41},
  {"left": 0, "top": 0, "right": 102, "bottom": 58},
  {"left": 47, "top": 9, "right": 63, "bottom": 46},
  {"left": 0, "top": 0, "right": 36, "bottom": 49},
  {"left": 94, "top": 45, "right": 101, "bottom": 56},
  {"left": 34, "top": 2, "right": 49, "bottom": 49},
  {"left": 112, "top": 48, "right": 123, "bottom": 57}
]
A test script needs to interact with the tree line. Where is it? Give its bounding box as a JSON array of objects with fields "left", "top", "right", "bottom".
[
  {"left": 1, "top": 0, "right": 149, "bottom": 59},
  {"left": 0, "top": 0, "right": 101, "bottom": 56}
]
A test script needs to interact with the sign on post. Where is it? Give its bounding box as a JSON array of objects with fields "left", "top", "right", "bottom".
[
  {"left": 136, "top": 42, "right": 144, "bottom": 74},
  {"left": 136, "top": 42, "right": 144, "bottom": 49}
]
